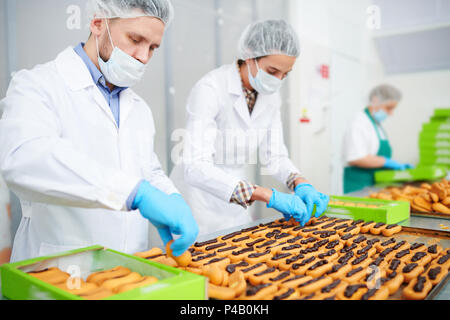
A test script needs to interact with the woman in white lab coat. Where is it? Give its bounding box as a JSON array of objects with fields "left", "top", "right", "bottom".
[
  {"left": 170, "top": 20, "right": 330, "bottom": 237},
  {"left": 343, "top": 84, "right": 413, "bottom": 194}
]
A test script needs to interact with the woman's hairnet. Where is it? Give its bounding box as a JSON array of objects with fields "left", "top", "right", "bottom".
[
  {"left": 369, "top": 84, "right": 403, "bottom": 104},
  {"left": 87, "top": 0, "right": 174, "bottom": 26},
  {"left": 238, "top": 20, "right": 300, "bottom": 60}
]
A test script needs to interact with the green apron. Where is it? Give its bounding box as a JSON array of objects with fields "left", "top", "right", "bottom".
[{"left": 343, "top": 108, "right": 392, "bottom": 194}]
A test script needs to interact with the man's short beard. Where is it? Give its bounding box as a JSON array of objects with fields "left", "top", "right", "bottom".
[{"left": 98, "top": 32, "right": 112, "bottom": 62}]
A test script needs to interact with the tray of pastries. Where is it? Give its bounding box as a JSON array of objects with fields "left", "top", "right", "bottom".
[
  {"left": 136, "top": 217, "right": 450, "bottom": 300},
  {"left": 370, "top": 179, "right": 450, "bottom": 219}
]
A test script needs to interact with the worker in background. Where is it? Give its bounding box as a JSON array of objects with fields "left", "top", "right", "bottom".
[
  {"left": 0, "top": 0, "right": 198, "bottom": 262},
  {"left": 170, "top": 20, "right": 330, "bottom": 237},
  {"left": 343, "top": 84, "right": 414, "bottom": 194}
]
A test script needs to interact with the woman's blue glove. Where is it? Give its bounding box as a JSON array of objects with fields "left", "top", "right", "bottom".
[
  {"left": 383, "top": 157, "right": 414, "bottom": 171},
  {"left": 267, "top": 189, "right": 309, "bottom": 226},
  {"left": 294, "top": 184, "right": 330, "bottom": 219},
  {"left": 132, "top": 181, "right": 199, "bottom": 257}
]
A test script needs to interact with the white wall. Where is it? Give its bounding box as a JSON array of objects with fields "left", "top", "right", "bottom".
[
  {"left": 288, "top": 0, "right": 374, "bottom": 195},
  {"left": 287, "top": 0, "right": 450, "bottom": 196},
  {"left": 382, "top": 70, "right": 450, "bottom": 165}
]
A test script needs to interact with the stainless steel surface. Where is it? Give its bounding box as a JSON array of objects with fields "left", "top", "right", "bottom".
[{"left": 1, "top": 214, "right": 449, "bottom": 300}]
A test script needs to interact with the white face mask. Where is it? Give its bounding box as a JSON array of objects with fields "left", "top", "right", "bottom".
[
  {"left": 248, "top": 59, "right": 284, "bottom": 95},
  {"left": 96, "top": 20, "right": 147, "bottom": 88}
]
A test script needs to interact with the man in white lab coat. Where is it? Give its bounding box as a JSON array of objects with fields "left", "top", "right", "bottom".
[
  {"left": 0, "top": 0, "right": 198, "bottom": 262},
  {"left": 170, "top": 20, "right": 330, "bottom": 237}
]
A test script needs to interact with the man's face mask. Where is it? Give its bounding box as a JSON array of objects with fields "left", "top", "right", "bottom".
[{"left": 96, "top": 19, "right": 147, "bottom": 88}]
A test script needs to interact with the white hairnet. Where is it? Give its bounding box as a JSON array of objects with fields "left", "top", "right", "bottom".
[
  {"left": 238, "top": 19, "right": 300, "bottom": 60},
  {"left": 369, "top": 84, "right": 403, "bottom": 104},
  {"left": 87, "top": 0, "right": 174, "bottom": 26}
]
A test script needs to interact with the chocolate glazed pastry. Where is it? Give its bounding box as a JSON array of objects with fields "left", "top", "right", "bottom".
[
  {"left": 274, "top": 288, "right": 295, "bottom": 300},
  {"left": 367, "top": 238, "right": 380, "bottom": 245},
  {"left": 256, "top": 240, "right": 277, "bottom": 249},
  {"left": 411, "top": 252, "right": 427, "bottom": 262},
  {"left": 217, "top": 246, "right": 238, "bottom": 253},
  {"left": 327, "top": 264, "right": 346, "bottom": 275},
  {"left": 318, "top": 249, "right": 336, "bottom": 259},
  {"left": 270, "top": 271, "right": 291, "bottom": 282},
  {"left": 226, "top": 261, "right": 250, "bottom": 274},
  {"left": 341, "top": 244, "right": 357, "bottom": 253},
  {"left": 246, "top": 238, "right": 266, "bottom": 247},
  {"left": 309, "top": 260, "right": 328, "bottom": 270},
  {"left": 204, "top": 257, "right": 227, "bottom": 265},
  {"left": 361, "top": 288, "right": 378, "bottom": 300},
  {"left": 344, "top": 284, "right": 366, "bottom": 298},
  {"left": 192, "top": 252, "right": 216, "bottom": 262},
  {"left": 403, "top": 263, "right": 419, "bottom": 273},
  {"left": 413, "top": 276, "right": 427, "bottom": 293},
  {"left": 380, "top": 238, "right": 396, "bottom": 247},
  {"left": 321, "top": 279, "right": 341, "bottom": 293},
  {"left": 248, "top": 250, "right": 271, "bottom": 259},
  {"left": 392, "top": 241, "right": 407, "bottom": 251},
  {"left": 410, "top": 243, "right": 424, "bottom": 251},
  {"left": 297, "top": 276, "right": 325, "bottom": 288},
  {"left": 254, "top": 267, "right": 276, "bottom": 277},
  {"left": 428, "top": 244, "right": 438, "bottom": 254},
  {"left": 427, "top": 267, "right": 441, "bottom": 281},
  {"left": 232, "top": 236, "right": 250, "bottom": 243},
  {"left": 326, "top": 240, "right": 340, "bottom": 249},
  {"left": 353, "top": 236, "right": 367, "bottom": 244},
  {"left": 205, "top": 243, "right": 227, "bottom": 251},
  {"left": 194, "top": 239, "right": 218, "bottom": 248},
  {"left": 246, "top": 283, "right": 272, "bottom": 296},
  {"left": 272, "top": 253, "right": 292, "bottom": 261},
  {"left": 285, "top": 254, "right": 305, "bottom": 265},
  {"left": 395, "top": 249, "right": 410, "bottom": 259},
  {"left": 287, "top": 235, "right": 303, "bottom": 243},
  {"left": 241, "top": 226, "right": 259, "bottom": 233},
  {"left": 340, "top": 233, "right": 354, "bottom": 241},
  {"left": 386, "top": 224, "right": 398, "bottom": 230},
  {"left": 370, "top": 256, "right": 384, "bottom": 267},
  {"left": 338, "top": 252, "right": 354, "bottom": 264},
  {"left": 437, "top": 254, "right": 449, "bottom": 265},
  {"left": 351, "top": 220, "right": 365, "bottom": 226},
  {"left": 241, "top": 263, "right": 264, "bottom": 274}
]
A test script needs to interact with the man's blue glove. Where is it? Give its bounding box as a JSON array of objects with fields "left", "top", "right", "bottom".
[
  {"left": 132, "top": 181, "right": 199, "bottom": 257},
  {"left": 267, "top": 189, "right": 309, "bottom": 227},
  {"left": 294, "top": 184, "right": 330, "bottom": 219},
  {"left": 383, "top": 157, "right": 414, "bottom": 171}
]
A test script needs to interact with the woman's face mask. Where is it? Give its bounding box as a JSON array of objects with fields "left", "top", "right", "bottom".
[
  {"left": 248, "top": 59, "right": 284, "bottom": 95},
  {"left": 96, "top": 19, "right": 147, "bottom": 88},
  {"left": 373, "top": 109, "right": 389, "bottom": 123}
]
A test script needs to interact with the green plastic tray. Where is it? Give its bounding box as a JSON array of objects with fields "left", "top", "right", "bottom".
[
  {"left": 419, "top": 140, "right": 450, "bottom": 149},
  {"left": 419, "top": 148, "right": 450, "bottom": 157},
  {"left": 422, "top": 122, "right": 450, "bottom": 132},
  {"left": 374, "top": 166, "right": 447, "bottom": 183},
  {"left": 0, "top": 246, "right": 207, "bottom": 300},
  {"left": 420, "top": 131, "right": 450, "bottom": 141},
  {"left": 324, "top": 196, "right": 410, "bottom": 224},
  {"left": 433, "top": 108, "right": 450, "bottom": 118}
]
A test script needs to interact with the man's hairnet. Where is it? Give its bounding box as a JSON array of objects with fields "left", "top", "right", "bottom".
[
  {"left": 369, "top": 84, "right": 403, "bottom": 104},
  {"left": 87, "top": 0, "right": 174, "bottom": 26},
  {"left": 238, "top": 19, "right": 300, "bottom": 60}
]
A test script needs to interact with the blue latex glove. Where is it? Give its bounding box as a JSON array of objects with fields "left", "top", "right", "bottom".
[
  {"left": 267, "top": 189, "right": 309, "bottom": 227},
  {"left": 132, "top": 181, "right": 199, "bottom": 257},
  {"left": 294, "top": 184, "right": 330, "bottom": 219},
  {"left": 383, "top": 157, "right": 414, "bottom": 171}
]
